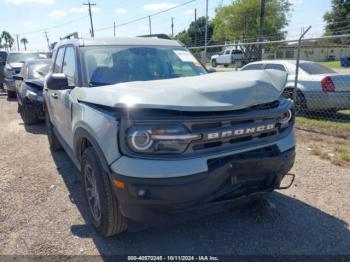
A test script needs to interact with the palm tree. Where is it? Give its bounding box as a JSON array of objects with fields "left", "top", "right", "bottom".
[
  {"left": 20, "top": 38, "right": 28, "bottom": 50},
  {"left": 1, "top": 31, "right": 13, "bottom": 51}
]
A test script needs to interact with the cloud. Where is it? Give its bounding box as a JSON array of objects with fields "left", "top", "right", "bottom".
[
  {"left": 69, "top": 6, "right": 101, "bottom": 13},
  {"left": 49, "top": 10, "right": 67, "bottom": 18},
  {"left": 6, "top": 0, "right": 54, "bottom": 4},
  {"left": 288, "top": 0, "right": 303, "bottom": 4},
  {"left": 23, "top": 21, "right": 33, "bottom": 26},
  {"left": 184, "top": 10, "right": 194, "bottom": 15},
  {"left": 115, "top": 8, "right": 127, "bottom": 14},
  {"left": 143, "top": 2, "right": 177, "bottom": 11}
]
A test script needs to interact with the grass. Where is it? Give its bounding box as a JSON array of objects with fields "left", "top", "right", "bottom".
[
  {"left": 296, "top": 116, "right": 350, "bottom": 138},
  {"left": 335, "top": 146, "right": 350, "bottom": 162},
  {"left": 320, "top": 61, "right": 341, "bottom": 69},
  {"left": 340, "top": 110, "right": 350, "bottom": 115}
]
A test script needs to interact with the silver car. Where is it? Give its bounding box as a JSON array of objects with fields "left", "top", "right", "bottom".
[{"left": 241, "top": 60, "right": 350, "bottom": 113}]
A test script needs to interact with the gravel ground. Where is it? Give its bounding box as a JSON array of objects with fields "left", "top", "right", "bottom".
[{"left": 0, "top": 92, "right": 349, "bottom": 256}]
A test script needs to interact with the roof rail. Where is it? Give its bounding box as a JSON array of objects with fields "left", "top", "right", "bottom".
[
  {"left": 138, "top": 34, "right": 171, "bottom": 40},
  {"left": 60, "top": 32, "right": 81, "bottom": 40}
]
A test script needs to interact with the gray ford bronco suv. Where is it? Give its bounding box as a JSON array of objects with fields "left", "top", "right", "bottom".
[{"left": 44, "top": 35, "right": 295, "bottom": 237}]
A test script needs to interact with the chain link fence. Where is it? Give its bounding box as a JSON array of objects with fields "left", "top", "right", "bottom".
[{"left": 188, "top": 35, "right": 350, "bottom": 137}]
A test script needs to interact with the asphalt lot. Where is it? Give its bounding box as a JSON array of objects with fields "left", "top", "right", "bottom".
[{"left": 0, "top": 92, "right": 349, "bottom": 256}]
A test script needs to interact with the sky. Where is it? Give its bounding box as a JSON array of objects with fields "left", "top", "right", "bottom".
[{"left": 0, "top": 0, "right": 332, "bottom": 51}]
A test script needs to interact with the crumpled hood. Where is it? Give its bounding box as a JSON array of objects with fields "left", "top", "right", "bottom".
[{"left": 75, "top": 69, "right": 287, "bottom": 112}]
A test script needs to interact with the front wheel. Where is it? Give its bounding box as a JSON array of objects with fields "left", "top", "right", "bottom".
[
  {"left": 21, "top": 103, "right": 38, "bottom": 125},
  {"left": 45, "top": 107, "right": 62, "bottom": 150},
  {"left": 211, "top": 59, "right": 217, "bottom": 68},
  {"left": 7, "top": 90, "right": 16, "bottom": 99},
  {"left": 81, "top": 147, "right": 127, "bottom": 237}
]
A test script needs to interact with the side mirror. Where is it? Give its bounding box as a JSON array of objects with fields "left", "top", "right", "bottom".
[
  {"left": 13, "top": 74, "right": 23, "bottom": 81},
  {"left": 46, "top": 73, "right": 69, "bottom": 90}
]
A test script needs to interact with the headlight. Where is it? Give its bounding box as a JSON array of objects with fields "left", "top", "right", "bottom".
[
  {"left": 5, "top": 68, "right": 13, "bottom": 77},
  {"left": 279, "top": 109, "right": 293, "bottom": 127},
  {"left": 127, "top": 125, "right": 201, "bottom": 154}
]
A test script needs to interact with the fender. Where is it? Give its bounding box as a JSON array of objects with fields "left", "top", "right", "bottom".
[{"left": 73, "top": 127, "right": 110, "bottom": 173}]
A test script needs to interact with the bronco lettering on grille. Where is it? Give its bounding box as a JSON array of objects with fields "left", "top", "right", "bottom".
[{"left": 205, "top": 124, "right": 275, "bottom": 140}]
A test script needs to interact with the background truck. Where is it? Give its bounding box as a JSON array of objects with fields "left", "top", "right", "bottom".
[{"left": 211, "top": 48, "right": 244, "bottom": 67}]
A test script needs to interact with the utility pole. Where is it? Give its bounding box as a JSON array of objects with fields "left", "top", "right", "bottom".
[
  {"left": 258, "top": 0, "right": 266, "bottom": 60},
  {"left": 204, "top": 0, "right": 208, "bottom": 63},
  {"left": 171, "top": 17, "right": 174, "bottom": 38},
  {"left": 114, "top": 21, "right": 116, "bottom": 37},
  {"left": 83, "top": 1, "right": 96, "bottom": 37},
  {"left": 194, "top": 8, "right": 197, "bottom": 46},
  {"left": 44, "top": 31, "right": 50, "bottom": 52},
  {"left": 148, "top": 16, "right": 152, "bottom": 36},
  {"left": 15, "top": 34, "right": 20, "bottom": 51}
]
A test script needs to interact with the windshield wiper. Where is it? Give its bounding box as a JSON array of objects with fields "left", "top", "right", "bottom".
[{"left": 89, "top": 81, "right": 111, "bottom": 87}]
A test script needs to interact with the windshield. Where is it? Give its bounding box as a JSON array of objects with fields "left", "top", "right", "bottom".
[
  {"left": 7, "top": 53, "right": 49, "bottom": 64},
  {"left": 299, "top": 62, "right": 336, "bottom": 75},
  {"left": 83, "top": 46, "right": 207, "bottom": 86},
  {"left": 27, "top": 62, "right": 50, "bottom": 79}
]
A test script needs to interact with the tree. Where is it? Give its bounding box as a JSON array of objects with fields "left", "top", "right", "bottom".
[
  {"left": 187, "top": 16, "right": 214, "bottom": 46},
  {"left": 212, "top": 0, "right": 291, "bottom": 42},
  {"left": 1, "top": 31, "right": 14, "bottom": 51},
  {"left": 20, "top": 38, "right": 28, "bottom": 50},
  {"left": 175, "top": 16, "right": 214, "bottom": 47},
  {"left": 324, "top": 0, "right": 350, "bottom": 43},
  {"left": 175, "top": 30, "right": 192, "bottom": 46}
]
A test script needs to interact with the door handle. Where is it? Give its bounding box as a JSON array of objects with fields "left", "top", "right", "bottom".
[{"left": 51, "top": 93, "right": 58, "bottom": 99}]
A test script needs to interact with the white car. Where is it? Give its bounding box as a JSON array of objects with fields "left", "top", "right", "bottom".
[
  {"left": 241, "top": 60, "right": 350, "bottom": 113},
  {"left": 211, "top": 49, "right": 244, "bottom": 67}
]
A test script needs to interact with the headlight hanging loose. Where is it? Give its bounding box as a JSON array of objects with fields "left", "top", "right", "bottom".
[{"left": 127, "top": 125, "right": 201, "bottom": 154}]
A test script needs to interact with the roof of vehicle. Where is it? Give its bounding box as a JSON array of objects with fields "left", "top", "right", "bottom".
[
  {"left": 55, "top": 37, "right": 183, "bottom": 49},
  {"left": 23, "top": 58, "right": 51, "bottom": 65},
  {"left": 245, "top": 60, "right": 315, "bottom": 65},
  {"left": 7, "top": 51, "right": 49, "bottom": 54}
]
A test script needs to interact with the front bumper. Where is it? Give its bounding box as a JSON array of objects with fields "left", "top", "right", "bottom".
[{"left": 112, "top": 147, "right": 295, "bottom": 229}]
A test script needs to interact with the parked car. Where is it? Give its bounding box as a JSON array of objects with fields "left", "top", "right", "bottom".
[
  {"left": 0, "top": 51, "right": 8, "bottom": 89},
  {"left": 4, "top": 51, "right": 50, "bottom": 98},
  {"left": 14, "top": 59, "right": 51, "bottom": 124},
  {"left": 211, "top": 48, "right": 244, "bottom": 67},
  {"left": 44, "top": 36, "right": 295, "bottom": 237},
  {"left": 241, "top": 60, "right": 350, "bottom": 113}
]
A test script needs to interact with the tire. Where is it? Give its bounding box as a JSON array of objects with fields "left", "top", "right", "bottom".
[
  {"left": 211, "top": 59, "right": 217, "bottom": 68},
  {"left": 45, "top": 107, "right": 62, "bottom": 151},
  {"left": 7, "top": 90, "right": 16, "bottom": 99},
  {"left": 282, "top": 89, "right": 307, "bottom": 115},
  {"left": 21, "top": 103, "right": 38, "bottom": 125},
  {"left": 224, "top": 64, "right": 229, "bottom": 68},
  {"left": 81, "top": 147, "right": 127, "bottom": 237}
]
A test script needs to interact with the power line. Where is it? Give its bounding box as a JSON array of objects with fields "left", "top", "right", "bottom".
[
  {"left": 83, "top": 1, "right": 96, "bottom": 37},
  {"left": 18, "top": 15, "right": 88, "bottom": 36}
]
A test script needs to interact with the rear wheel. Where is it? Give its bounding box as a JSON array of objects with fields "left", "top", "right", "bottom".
[
  {"left": 81, "top": 147, "right": 127, "bottom": 237},
  {"left": 21, "top": 103, "right": 38, "bottom": 125},
  {"left": 45, "top": 107, "right": 62, "bottom": 150}
]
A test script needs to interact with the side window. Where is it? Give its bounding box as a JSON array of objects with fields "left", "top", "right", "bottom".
[
  {"left": 62, "top": 47, "right": 76, "bottom": 86},
  {"left": 265, "top": 64, "right": 287, "bottom": 72},
  {"left": 224, "top": 50, "right": 230, "bottom": 55},
  {"left": 53, "top": 47, "right": 65, "bottom": 73},
  {"left": 241, "top": 64, "right": 263, "bottom": 71}
]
